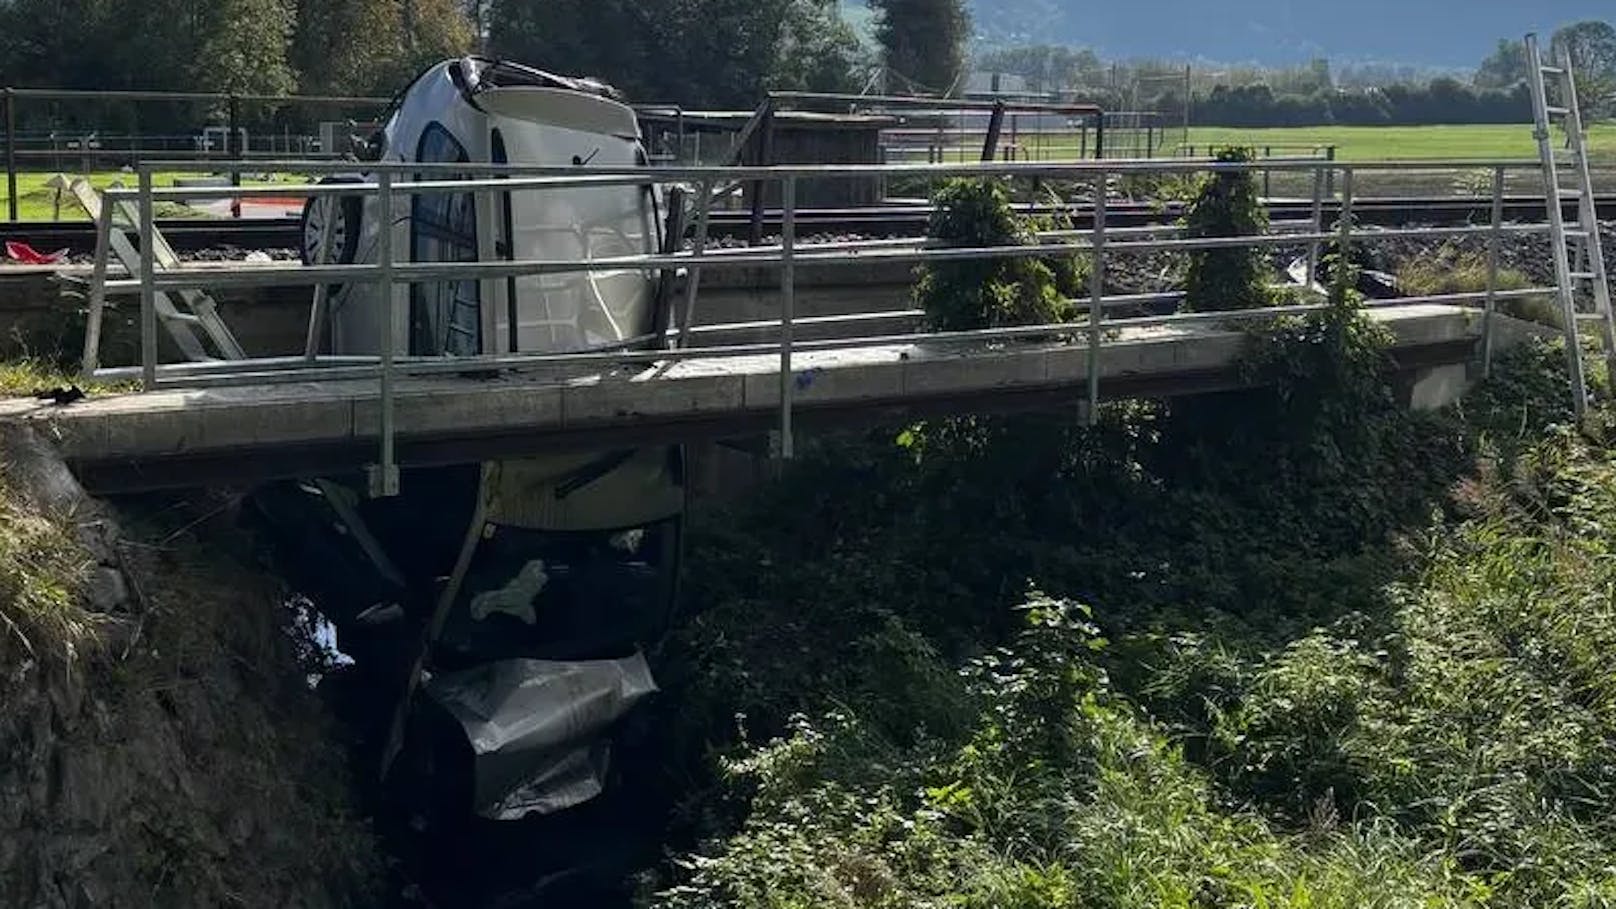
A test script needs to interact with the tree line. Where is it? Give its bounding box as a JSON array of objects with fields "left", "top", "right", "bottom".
[
  {"left": 980, "top": 20, "right": 1615, "bottom": 129},
  {"left": 0, "top": 0, "right": 971, "bottom": 114}
]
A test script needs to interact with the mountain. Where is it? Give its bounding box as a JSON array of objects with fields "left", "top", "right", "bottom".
[{"left": 846, "top": 1, "right": 1614, "bottom": 69}]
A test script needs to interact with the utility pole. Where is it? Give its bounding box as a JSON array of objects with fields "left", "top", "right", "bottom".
[{"left": 1184, "top": 64, "right": 1193, "bottom": 147}]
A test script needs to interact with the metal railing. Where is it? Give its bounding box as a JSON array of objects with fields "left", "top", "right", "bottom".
[
  {"left": 1, "top": 86, "right": 391, "bottom": 220},
  {"left": 81, "top": 155, "right": 1571, "bottom": 494}
]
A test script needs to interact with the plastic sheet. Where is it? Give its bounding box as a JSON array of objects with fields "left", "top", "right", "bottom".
[{"left": 425, "top": 653, "right": 657, "bottom": 820}]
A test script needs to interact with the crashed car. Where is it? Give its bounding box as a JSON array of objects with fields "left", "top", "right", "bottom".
[{"left": 253, "top": 57, "right": 686, "bottom": 894}]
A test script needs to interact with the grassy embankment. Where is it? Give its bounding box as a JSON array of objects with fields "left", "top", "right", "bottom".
[{"left": 0, "top": 440, "right": 381, "bottom": 904}]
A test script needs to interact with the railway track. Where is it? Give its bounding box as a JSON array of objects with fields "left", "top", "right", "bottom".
[{"left": 2, "top": 195, "right": 1614, "bottom": 255}]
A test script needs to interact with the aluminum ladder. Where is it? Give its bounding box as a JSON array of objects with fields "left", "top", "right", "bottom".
[
  {"left": 1526, "top": 33, "right": 1616, "bottom": 417},
  {"left": 73, "top": 178, "right": 246, "bottom": 374}
]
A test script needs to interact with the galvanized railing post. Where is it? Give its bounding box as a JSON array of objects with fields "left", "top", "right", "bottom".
[
  {"left": 778, "top": 176, "right": 797, "bottom": 459},
  {"left": 1336, "top": 166, "right": 1355, "bottom": 294},
  {"left": 138, "top": 169, "right": 157, "bottom": 390},
  {"left": 1306, "top": 164, "right": 1326, "bottom": 291},
  {"left": 1483, "top": 166, "right": 1505, "bottom": 377},
  {"left": 369, "top": 170, "right": 401, "bottom": 498},
  {"left": 677, "top": 178, "right": 712, "bottom": 348},
  {"left": 1086, "top": 170, "right": 1108, "bottom": 424}
]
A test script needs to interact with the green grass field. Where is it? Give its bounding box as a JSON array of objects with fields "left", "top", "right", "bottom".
[
  {"left": 1184, "top": 123, "right": 1616, "bottom": 162},
  {"left": 1, "top": 171, "right": 310, "bottom": 221}
]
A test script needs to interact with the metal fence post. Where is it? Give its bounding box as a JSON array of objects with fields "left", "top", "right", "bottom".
[
  {"left": 1086, "top": 170, "right": 1108, "bottom": 425},
  {"left": 138, "top": 170, "right": 157, "bottom": 390},
  {"left": 4, "top": 88, "right": 17, "bottom": 221},
  {"left": 228, "top": 93, "right": 242, "bottom": 218},
  {"left": 1483, "top": 166, "right": 1505, "bottom": 377},
  {"left": 778, "top": 177, "right": 797, "bottom": 460},
  {"left": 748, "top": 100, "right": 776, "bottom": 246},
  {"left": 1306, "top": 165, "right": 1326, "bottom": 291},
  {"left": 981, "top": 101, "right": 1006, "bottom": 162},
  {"left": 370, "top": 170, "right": 400, "bottom": 498},
  {"left": 677, "top": 179, "right": 712, "bottom": 348},
  {"left": 1336, "top": 166, "right": 1355, "bottom": 293}
]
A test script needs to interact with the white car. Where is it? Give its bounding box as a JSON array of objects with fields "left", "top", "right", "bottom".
[{"left": 266, "top": 59, "right": 687, "bottom": 879}]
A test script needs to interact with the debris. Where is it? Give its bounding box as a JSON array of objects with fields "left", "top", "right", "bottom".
[
  {"left": 33, "top": 386, "right": 86, "bottom": 406},
  {"left": 469, "top": 560, "right": 549, "bottom": 626},
  {"left": 425, "top": 653, "right": 658, "bottom": 820},
  {"left": 4, "top": 241, "right": 69, "bottom": 265}
]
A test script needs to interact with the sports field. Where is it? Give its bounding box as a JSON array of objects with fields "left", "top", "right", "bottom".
[
  {"left": 0, "top": 171, "right": 307, "bottom": 221},
  {"left": 1185, "top": 123, "right": 1616, "bottom": 162}
]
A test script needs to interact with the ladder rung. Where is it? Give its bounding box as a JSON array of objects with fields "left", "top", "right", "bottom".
[
  {"left": 1570, "top": 272, "right": 1599, "bottom": 281},
  {"left": 1547, "top": 105, "right": 1571, "bottom": 117},
  {"left": 1542, "top": 65, "right": 1566, "bottom": 75},
  {"left": 1575, "top": 313, "right": 1607, "bottom": 323},
  {"left": 163, "top": 312, "right": 203, "bottom": 325}
]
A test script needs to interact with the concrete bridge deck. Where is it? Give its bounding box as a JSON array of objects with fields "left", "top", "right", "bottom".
[{"left": 5, "top": 304, "right": 1482, "bottom": 493}]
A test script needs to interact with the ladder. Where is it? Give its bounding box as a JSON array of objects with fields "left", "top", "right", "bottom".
[
  {"left": 72, "top": 178, "right": 246, "bottom": 374},
  {"left": 1526, "top": 33, "right": 1616, "bottom": 417}
]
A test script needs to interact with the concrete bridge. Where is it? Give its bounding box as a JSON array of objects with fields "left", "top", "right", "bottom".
[
  {"left": 6, "top": 303, "right": 1486, "bottom": 494},
  {"left": 6, "top": 155, "right": 1581, "bottom": 495}
]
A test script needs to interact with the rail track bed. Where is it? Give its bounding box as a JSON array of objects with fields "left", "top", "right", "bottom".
[{"left": 2, "top": 195, "right": 1613, "bottom": 257}]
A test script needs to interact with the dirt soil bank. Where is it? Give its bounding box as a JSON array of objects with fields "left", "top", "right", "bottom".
[{"left": 0, "top": 426, "right": 381, "bottom": 908}]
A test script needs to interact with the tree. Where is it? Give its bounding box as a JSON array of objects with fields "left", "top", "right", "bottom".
[
  {"left": 1551, "top": 20, "right": 1616, "bottom": 115},
  {"left": 490, "top": 0, "right": 857, "bottom": 106},
  {"left": 293, "top": 0, "right": 474, "bottom": 95},
  {"left": 1475, "top": 38, "right": 1527, "bottom": 89},
  {"left": 200, "top": 0, "right": 298, "bottom": 96},
  {"left": 1, "top": 0, "right": 300, "bottom": 95},
  {"left": 769, "top": 0, "right": 865, "bottom": 95},
  {"left": 868, "top": 0, "right": 969, "bottom": 95}
]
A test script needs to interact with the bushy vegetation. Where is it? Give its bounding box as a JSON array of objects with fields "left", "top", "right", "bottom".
[
  {"left": 914, "top": 178, "right": 1082, "bottom": 331},
  {"left": 643, "top": 185, "right": 1615, "bottom": 902},
  {"left": 1182, "top": 147, "right": 1274, "bottom": 312},
  {"left": 1396, "top": 244, "right": 1559, "bottom": 326},
  {"left": 0, "top": 475, "right": 92, "bottom": 657}
]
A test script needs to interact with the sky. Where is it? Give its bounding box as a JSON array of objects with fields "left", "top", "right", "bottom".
[{"left": 844, "top": 0, "right": 1616, "bottom": 68}]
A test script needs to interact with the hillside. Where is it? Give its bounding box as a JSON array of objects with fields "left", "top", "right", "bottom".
[{"left": 847, "top": 0, "right": 1612, "bottom": 68}]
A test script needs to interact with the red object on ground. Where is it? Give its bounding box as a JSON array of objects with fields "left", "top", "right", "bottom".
[{"left": 4, "top": 241, "right": 68, "bottom": 265}]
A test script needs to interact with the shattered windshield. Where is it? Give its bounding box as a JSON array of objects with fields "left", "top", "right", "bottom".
[{"left": 435, "top": 518, "right": 679, "bottom": 666}]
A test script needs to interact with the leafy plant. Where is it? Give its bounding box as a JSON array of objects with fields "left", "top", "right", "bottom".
[
  {"left": 1182, "top": 146, "right": 1275, "bottom": 311},
  {"left": 915, "top": 178, "right": 1078, "bottom": 331}
]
